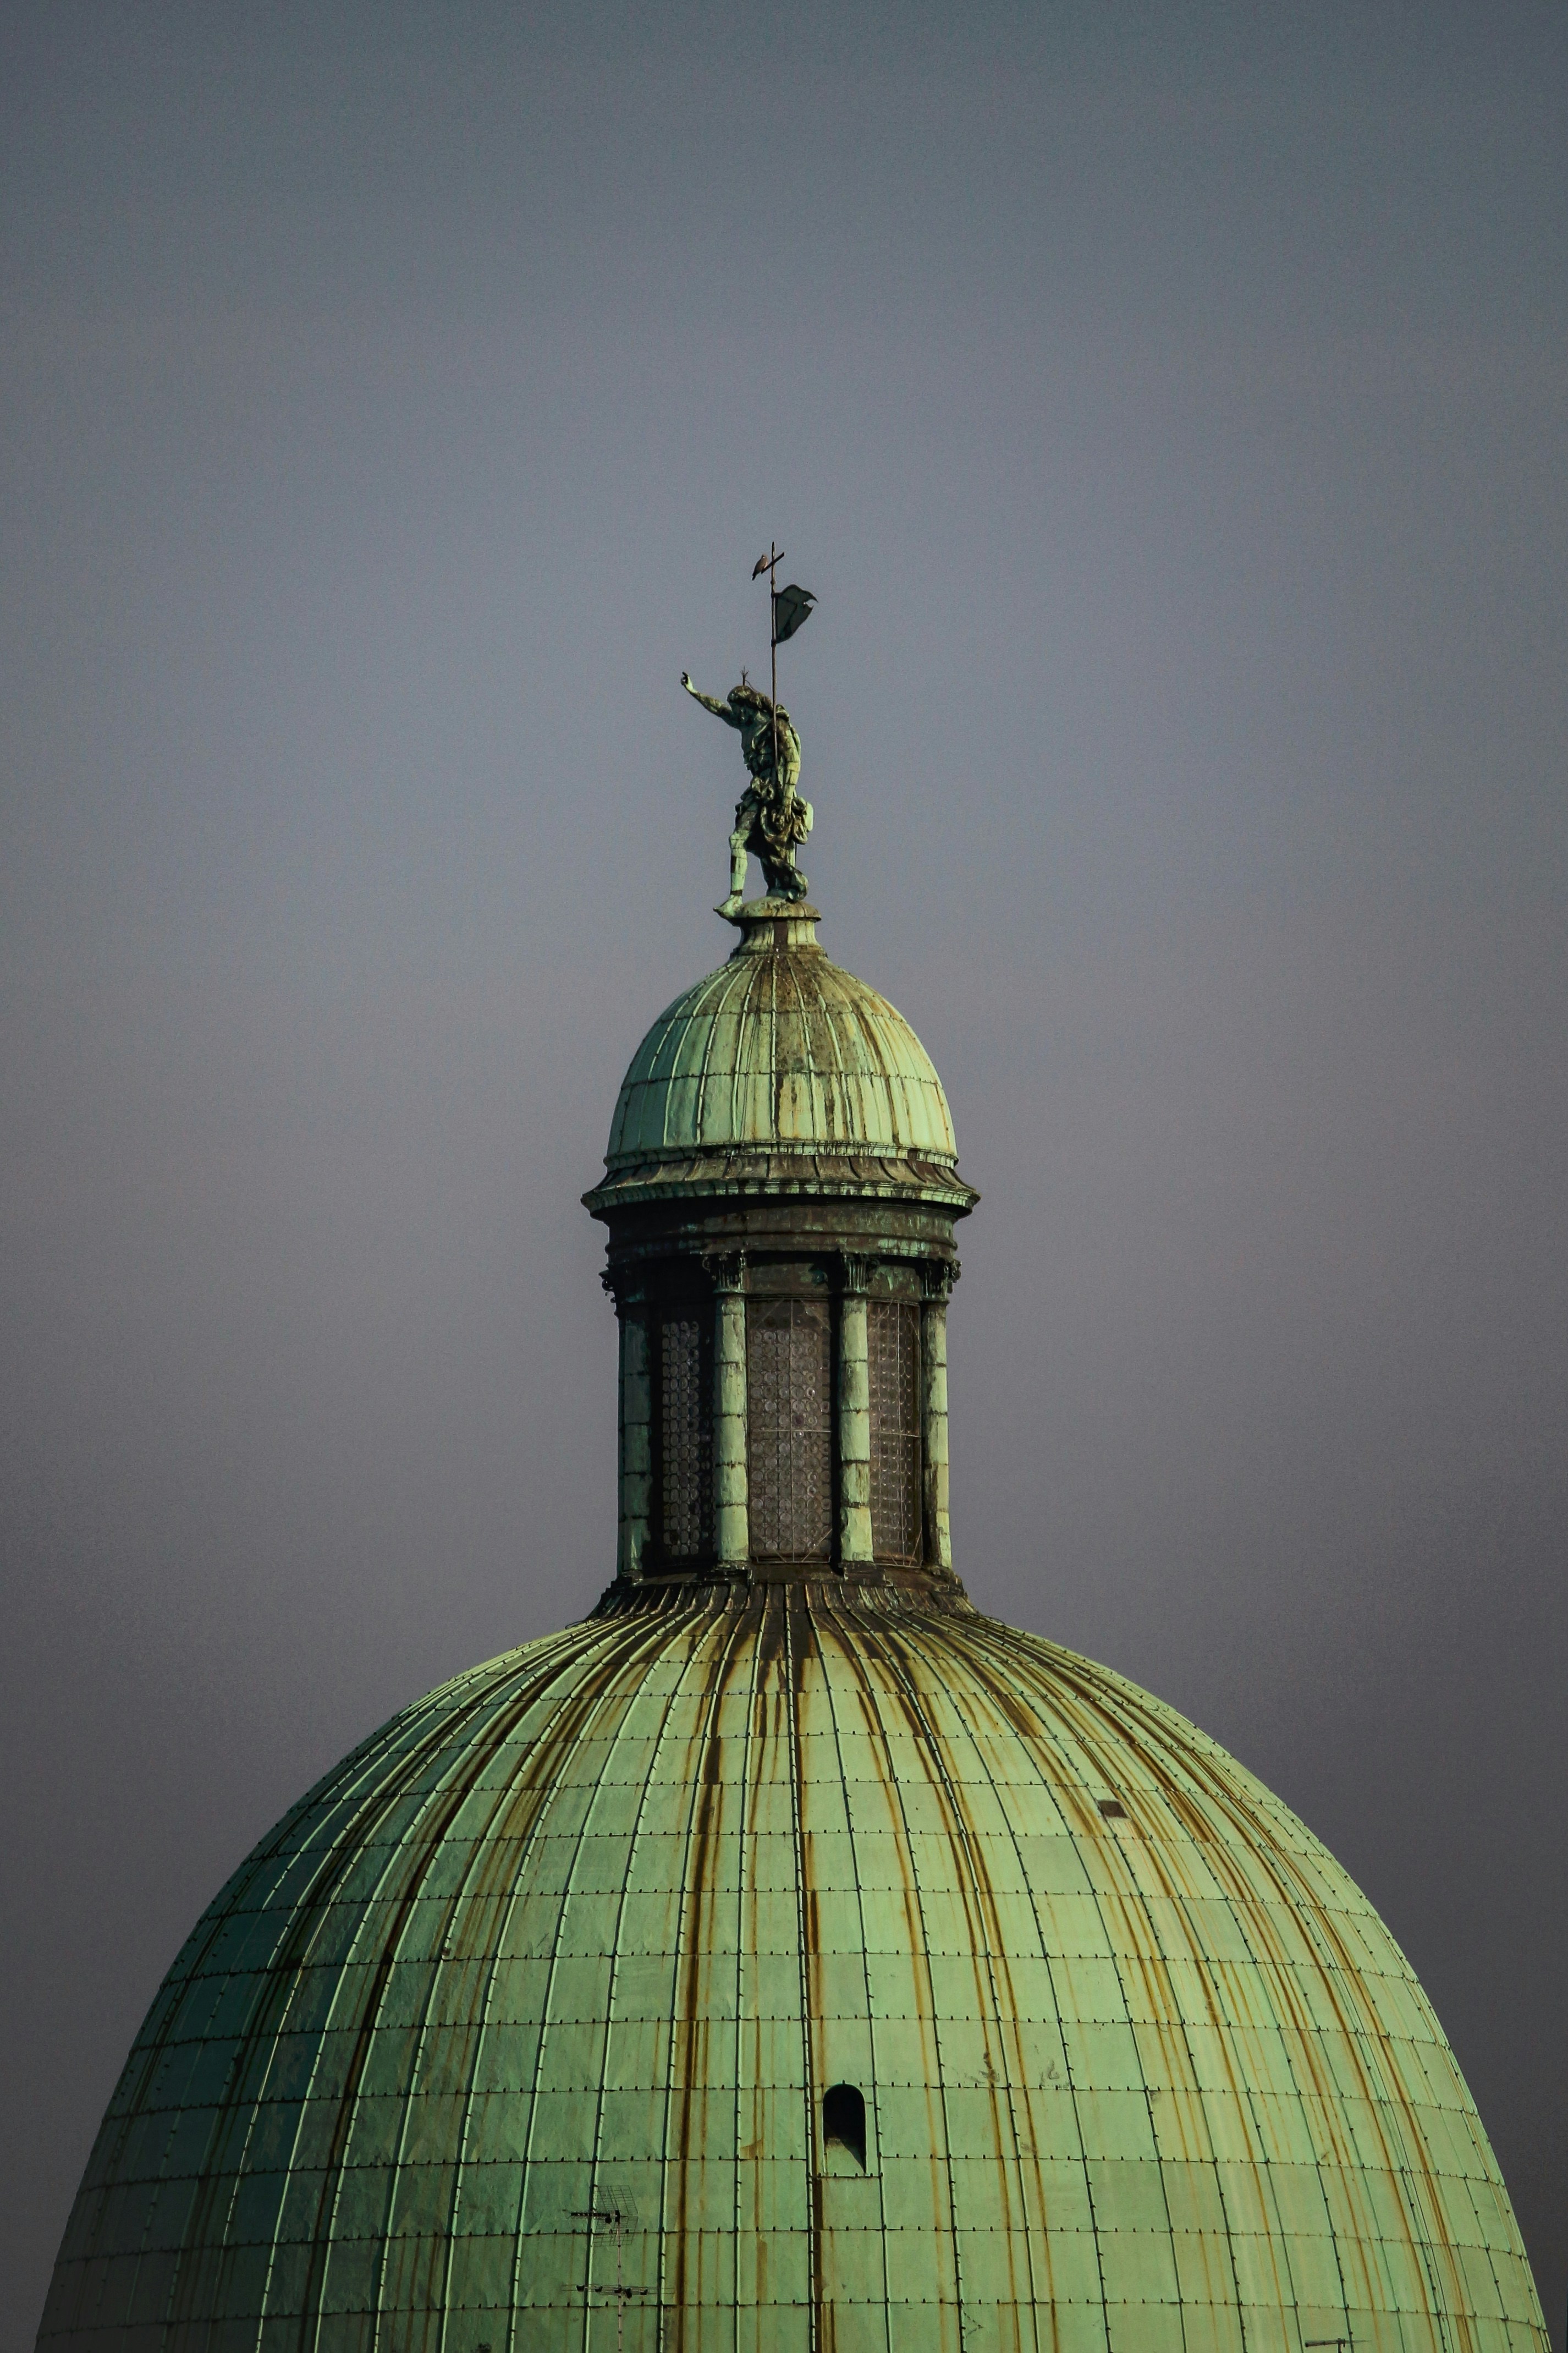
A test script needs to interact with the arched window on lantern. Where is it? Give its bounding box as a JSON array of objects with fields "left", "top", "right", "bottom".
[
  {"left": 656, "top": 1313, "right": 712, "bottom": 1565},
  {"left": 868, "top": 1299, "right": 921, "bottom": 1562}
]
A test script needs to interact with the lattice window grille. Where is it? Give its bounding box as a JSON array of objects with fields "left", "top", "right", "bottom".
[
  {"left": 659, "top": 1317, "right": 712, "bottom": 1561},
  {"left": 747, "top": 1297, "right": 833, "bottom": 1562},
  {"left": 868, "top": 1299, "right": 921, "bottom": 1562}
]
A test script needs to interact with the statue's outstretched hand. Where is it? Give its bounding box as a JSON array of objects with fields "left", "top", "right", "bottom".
[{"left": 681, "top": 674, "right": 738, "bottom": 725}]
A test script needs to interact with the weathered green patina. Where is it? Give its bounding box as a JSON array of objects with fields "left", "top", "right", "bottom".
[
  {"left": 587, "top": 906, "right": 971, "bottom": 1215},
  {"left": 36, "top": 863, "right": 1545, "bottom": 2353},
  {"left": 681, "top": 672, "right": 813, "bottom": 913},
  {"left": 40, "top": 1582, "right": 1544, "bottom": 2353}
]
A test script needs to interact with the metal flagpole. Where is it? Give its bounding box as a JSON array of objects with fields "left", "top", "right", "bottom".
[
  {"left": 767, "top": 542, "right": 780, "bottom": 811},
  {"left": 752, "top": 539, "right": 806, "bottom": 895}
]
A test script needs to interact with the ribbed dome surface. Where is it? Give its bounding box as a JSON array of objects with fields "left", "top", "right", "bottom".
[
  {"left": 604, "top": 919, "right": 959, "bottom": 1171},
  {"left": 40, "top": 1583, "right": 1543, "bottom": 2353}
]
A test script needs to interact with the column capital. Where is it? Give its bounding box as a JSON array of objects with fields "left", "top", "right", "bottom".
[
  {"left": 702, "top": 1249, "right": 747, "bottom": 1294},
  {"left": 839, "top": 1252, "right": 875, "bottom": 1295},
  {"left": 920, "top": 1257, "right": 961, "bottom": 1302}
]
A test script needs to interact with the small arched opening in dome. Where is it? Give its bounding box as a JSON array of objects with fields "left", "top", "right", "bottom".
[{"left": 822, "top": 2082, "right": 867, "bottom": 2170}]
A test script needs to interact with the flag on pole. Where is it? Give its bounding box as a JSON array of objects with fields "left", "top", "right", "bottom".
[{"left": 771, "top": 584, "right": 816, "bottom": 645}]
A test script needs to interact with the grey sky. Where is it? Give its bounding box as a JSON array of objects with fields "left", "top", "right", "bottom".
[{"left": 3, "top": 4, "right": 1565, "bottom": 2343}]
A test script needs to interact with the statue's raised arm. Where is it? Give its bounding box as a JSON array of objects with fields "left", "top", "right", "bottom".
[{"left": 680, "top": 673, "right": 742, "bottom": 726}]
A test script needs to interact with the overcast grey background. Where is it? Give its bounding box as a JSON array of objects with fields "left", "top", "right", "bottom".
[{"left": 3, "top": 3, "right": 1565, "bottom": 2342}]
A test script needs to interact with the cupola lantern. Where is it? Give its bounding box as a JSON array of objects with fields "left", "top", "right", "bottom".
[{"left": 584, "top": 896, "right": 976, "bottom": 1590}]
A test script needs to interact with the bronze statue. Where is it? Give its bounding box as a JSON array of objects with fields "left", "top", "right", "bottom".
[{"left": 681, "top": 672, "right": 813, "bottom": 915}]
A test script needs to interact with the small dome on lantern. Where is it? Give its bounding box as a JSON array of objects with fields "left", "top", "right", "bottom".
[{"left": 587, "top": 906, "right": 977, "bottom": 1217}]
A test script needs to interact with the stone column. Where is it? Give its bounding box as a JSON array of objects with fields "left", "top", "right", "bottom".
[
  {"left": 920, "top": 1262, "right": 958, "bottom": 1574},
  {"left": 611, "top": 1282, "right": 651, "bottom": 1583},
  {"left": 707, "top": 1254, "right": 749, "bottom": 1568},
  {"left": 838, "top": 1259, "right": 873, "bottom": 1564}
]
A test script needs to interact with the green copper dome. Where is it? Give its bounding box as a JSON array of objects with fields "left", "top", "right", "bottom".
[
  {"left": 39, "top": 1582, "right": 1544, "bottom": 2353},
  {"left": 587, "top": 906, "right": 977, "bottom": 1213},
  {"left": 36, "top": 833, "right": 1543, "bottom": 2353}
]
